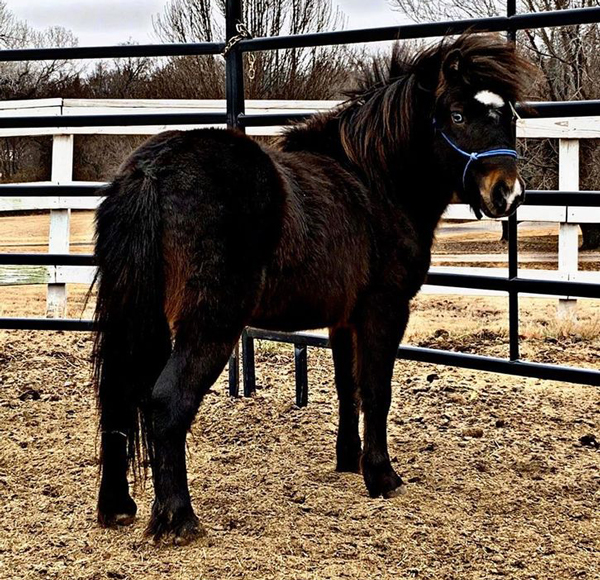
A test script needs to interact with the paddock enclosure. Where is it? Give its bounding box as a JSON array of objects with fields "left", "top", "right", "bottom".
[{"left": 1, "top": 1, "right": 600, "bottom": 579}]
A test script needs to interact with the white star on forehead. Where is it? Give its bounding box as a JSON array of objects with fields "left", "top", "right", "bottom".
[{"left": 474, "top": 90, "right": 505, "bottom": 108}]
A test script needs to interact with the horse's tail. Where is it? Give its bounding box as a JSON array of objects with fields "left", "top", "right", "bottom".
[{"left": 93, "top": 174, "right": 171, "bottom": 475}]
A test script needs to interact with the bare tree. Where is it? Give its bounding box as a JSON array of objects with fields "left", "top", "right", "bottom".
[
  {"left": 84, "top": 50, "right": 157, "bottom": 99},
  {"left": 391, "top": 0, "right": 600, "bottom": 248},
  {"left": 0, "top": 22, "right": 79, "bottom": 100},
  {"left": 152, "top": 0, "right": 354, "bottom": 99},
  {"left": 0, "top": 1, "right": 80, "bottom": 182}
]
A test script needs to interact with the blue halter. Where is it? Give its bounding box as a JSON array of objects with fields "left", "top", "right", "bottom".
[{"left": 433, "top": 120, "right": 519, "bottom": 188}]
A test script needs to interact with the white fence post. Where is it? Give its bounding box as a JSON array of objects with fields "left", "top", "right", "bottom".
[
  {"left": 47, "top": 133, "right": 74, "bottom": 318},
  {"left": 557, "top": 138, "right": 580, "bottom": 321}
]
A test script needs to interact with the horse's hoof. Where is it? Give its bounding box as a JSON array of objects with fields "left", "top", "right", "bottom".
[
  {"left": 362, "top": 457, "right": 404, "bottom": 499},
  {"left": 113, "top": 512, "right": 137, "bottom": 526},
  {"left": 97, "top": 494, "right": 137, "bottom": 527},
  {"left": 173, "top": 520, "right": 206, "bottom": 546},
  {"left": 146, "top": 503, "right": 205, "bottom": 545},
  {"left": 383, "top": 484, "right": 406, "bottom": 499}
]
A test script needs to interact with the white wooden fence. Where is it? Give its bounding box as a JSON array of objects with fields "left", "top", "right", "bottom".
[{"left": 0, "top": 98, "right": 599, "bottom": 317}]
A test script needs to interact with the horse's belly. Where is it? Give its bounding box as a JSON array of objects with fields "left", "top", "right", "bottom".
[{"left": 251, "top": 276, "right": 354, "bottom": 332}]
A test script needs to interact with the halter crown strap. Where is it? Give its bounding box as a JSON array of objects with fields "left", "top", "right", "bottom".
[{"left": 434, "top": 119, "right": 518, "bottom": 187}]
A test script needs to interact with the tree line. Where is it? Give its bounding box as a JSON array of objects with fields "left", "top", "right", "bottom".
[{"left": 0, "top": 0, "right": 354, "bottom": 182}]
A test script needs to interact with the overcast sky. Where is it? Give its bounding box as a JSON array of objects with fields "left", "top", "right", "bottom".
[{"left": 6, "top": 0, "right": 408, "bottom": 47}]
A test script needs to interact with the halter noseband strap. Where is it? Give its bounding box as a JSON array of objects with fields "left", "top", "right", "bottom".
[{"left": 433, "top": 119, "right": 519, "bottom": 188}]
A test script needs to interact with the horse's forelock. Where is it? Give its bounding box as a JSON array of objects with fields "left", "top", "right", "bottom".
[{"left": 435, "top": 34, "right": 535, "bottom": 102}]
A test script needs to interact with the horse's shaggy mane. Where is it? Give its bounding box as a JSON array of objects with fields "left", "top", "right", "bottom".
[{"left": 283, "top": 34, "right": 535, "bottom": 189}]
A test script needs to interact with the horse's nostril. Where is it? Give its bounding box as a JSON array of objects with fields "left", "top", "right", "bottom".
[{"left": 491, "top": 181, "right": 510, "bottom": 212}]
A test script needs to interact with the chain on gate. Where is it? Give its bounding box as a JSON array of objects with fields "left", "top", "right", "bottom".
[{"left": 222, "top": 21, "right": 257, "bottom": 81}]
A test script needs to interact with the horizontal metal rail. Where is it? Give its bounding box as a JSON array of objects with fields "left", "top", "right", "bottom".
[
  {"left": 238, "top": 7, "right": 600, "bottom": 51},
  {"left": 524, "top": 190, "right": 600, "bottom": 206},
  {"left": 426, "top": 273, "right": 600, "bottom": 300},
  {"left": 520, "top": 100, "right": 600, "bottom": 118},
  {"left": 0, "top": 112, "right": 227, "bottom": 130},
  {"left": 0, "top": 253, "right": 94, "bottom": 266},
  {"left": 245, "top": 328, "right": 600, "bottom": 387},
  {"left": 0, "top": 42, "right": 225, "bottom": 63}
]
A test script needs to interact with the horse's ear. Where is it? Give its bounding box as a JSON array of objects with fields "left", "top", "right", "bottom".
[
  {"left": 414, "top": 52, "right": 444, "bottom": 92},
  {"left": 442, "top": 49, "right": 465, "bottom": 84}
]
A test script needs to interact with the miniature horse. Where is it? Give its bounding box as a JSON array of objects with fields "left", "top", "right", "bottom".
[{"left": 93, "top": 34, "right": 532, "bottom": 544}]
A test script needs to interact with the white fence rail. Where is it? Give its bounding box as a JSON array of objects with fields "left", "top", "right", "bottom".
[{"left": 0, "top": 98, "right": 598, "bottom": 317}]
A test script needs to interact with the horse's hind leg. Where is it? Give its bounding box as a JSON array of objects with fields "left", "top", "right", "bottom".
[
  {"left": 330, "top": 326, "right": 362, "bottom": 473},
  {"left": 147, "top": 308, "right": 250, "bottom": 544},
  {"left": 96, "top": 331, "right": 171, "bottom": 527},
  {"left": 98, "top": 406, "right": 137, "bottom": 526}
]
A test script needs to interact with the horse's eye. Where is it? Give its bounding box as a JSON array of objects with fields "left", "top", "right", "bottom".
[{"left": 451, "top": 112, "right": 464, "bottom": 124}]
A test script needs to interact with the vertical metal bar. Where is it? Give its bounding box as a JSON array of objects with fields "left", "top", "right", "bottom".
[
  {"left": 507, "top": 0, "right": 517, "bottom": 41},
  {"left": 508, "top": 215, "right": 520, "bottom": 361},
  {"left": 226, "top": 0, "right": 246, "bottom": 130},
  {"left": 294, "top": 344, "right": 308, "bottom": 407},
  {"left": 242, "top": 330, "right": 256, "bottom": 396},
  {"left": 229, "top": 343, "right": 240, "bottom": 397},
  {"left": 507, "top": 0, "right": 519, "bottom": 361},
  {"left": 225, "top": 0, "right": 245, "bottom": 396}
]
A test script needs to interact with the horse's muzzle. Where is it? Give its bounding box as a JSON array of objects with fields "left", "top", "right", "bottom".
[{"left": 480, "top": 176, "right": 525, "bottom": 218}]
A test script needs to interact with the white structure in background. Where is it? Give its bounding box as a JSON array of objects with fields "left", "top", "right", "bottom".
[{"left": 0, "top": 98, "right": 599, "bottom": 318}]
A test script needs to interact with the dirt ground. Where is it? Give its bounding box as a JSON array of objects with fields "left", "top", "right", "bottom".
[
  {"left": 0, "top": 213, "right": 599, "bottom": 579},
  {"left": 0, "top": 292, "right": 599, "bottom": 580}
]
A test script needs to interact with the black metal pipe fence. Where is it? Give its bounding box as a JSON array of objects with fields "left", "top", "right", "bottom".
[{"left": 1, "top": 0, "right": 600, "bottom": 404}]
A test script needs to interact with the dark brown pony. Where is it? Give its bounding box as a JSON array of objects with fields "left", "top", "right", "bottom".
[{"left": 93, "top": 34, "right": 532, "bottom": 544}]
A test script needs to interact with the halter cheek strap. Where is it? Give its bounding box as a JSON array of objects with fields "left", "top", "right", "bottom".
[{"left": 433, "top": 119, "right": 519, "bottom": 188}]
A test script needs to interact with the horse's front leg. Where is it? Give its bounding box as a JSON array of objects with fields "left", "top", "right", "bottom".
[
  {"left": 330, "top": 325, "right": 361, "bottom": 473},
  {"left": 356, "top": 297, "right": 409, "bottom": 498}
]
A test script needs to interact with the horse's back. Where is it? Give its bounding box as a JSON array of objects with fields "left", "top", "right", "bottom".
[{"left": 110, "top": 128, "right": 287, "bottom": 329}]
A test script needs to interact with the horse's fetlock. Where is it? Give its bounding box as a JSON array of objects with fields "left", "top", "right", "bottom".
[
  {"left": 97, "top": 489, "right": 137, "bottom": 527},
  {"left": 336, "top": 435, "right": 362, "bottom": 473}
]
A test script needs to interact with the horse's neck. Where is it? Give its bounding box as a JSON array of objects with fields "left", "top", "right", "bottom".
[
  {"left": 280, "top": 116, "right": 347, "bottom": 161},
  {"left": 281, "top": 116, "right": 454, "bottom": 237},
  {"left": 395, "top": 169, "right": 455, "bottom": 239}
]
